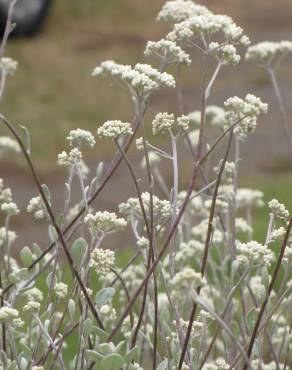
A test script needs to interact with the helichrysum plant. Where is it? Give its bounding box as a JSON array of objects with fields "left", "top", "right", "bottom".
[{"left": 0, "top": 1, "right": 292, "bottom": 369}]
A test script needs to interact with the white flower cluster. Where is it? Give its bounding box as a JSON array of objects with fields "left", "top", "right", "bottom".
[
  {"left": 23, "top": 287, "right": 43, "bottom": 312},
  {"left": 171, "top": 267, "right": 206, "bottom": 291},
  {"left": 0, "top": 306, "right": 19, "bottom": 322},
  {"left": 224, "top": 94, "right": 268, "bottom": 140},
  {"left": 119, "top": 192, "right": 172, "bottom": 222},
  {"left": 27, "top": 195, "right": 45, "bottom": 219},
  {"left": 221, "top": 44, "right": 241, "bottom": 66},
  {"left": 249, "top": 276, "right": 266, "bottom": 301},
  {"left": 214, "top": 161, "right": 235, "bottom": 184},
  {"left": 268, "top": 199, "right": 289, "bottom": 220},
  {"left": 152, "top": 112, "right": 190, "bottom": 135},
  {"left": 202, "top": 358, "right": 229, "bottom": 370},
  {"left": 85, "top": 211, "right": 127, "bottom": 234},
  {"left": 0, "top": 136, "right": 20, "bottom": 156},
  {"left": 55, "top": 282, "right": 68, "bottom": 299},
  {"left": 0, "top": 57, "right": 18, "bottom": 75},
  {"left": 58, "top": 148, "right": 82, "bottom": 166},
  {"left": 66, "top": 128, "right": 95, "bottom": 148},
  {"left": 236, "top": 188, "right": 264, "bottom": 209},
  {"left": 89, "top": 248, "right": 115, "bottom": 276},
  {"left": 99, "top": 304, "right": 117, "bottom": 324},
  {"left": 175, "top": 240, "right": 204, "bottom": 265},
  {"left": 157, "top": 0, "right": 211, "bottom": 24},
  {"left": 93, "top": 61, "right": 175, "bottom": 96},
  {"left": 0, "top": 187, "right": 12, "bottom": 203},
  {"left": 0, "top": 181, "right": 19, "bottom": 216},
  {"left": 97, "top": 120, "right": 133, "bottom": 140},
  {"left": 246, "top": 41, "right": 292, "bottom": 67},
  {"left": 1, "top": 201, "right": 19, "bottom": 215},
  {"left": 236, "top": 241, "right": 274, "bottom": 267},
  {"left": 188, "top": 105, "right": 226, "bottom": 128},
  {"left": 144, "top": 39, "right": 191, "bottom": 66},
  {"left": 268, "top": 227, "right": 286, "bottom": 243},
  {"left": 0, "top": 227, "right": 17, "bottom": 247},
  {"left": 235, "top": 218, "right": 253, "bottom": 235},
  {"left": 167, "top": 14, "right": 249, "bottom": 59},
  {"left": 192, "top": 219, "right": 223, "bottom": 244}
]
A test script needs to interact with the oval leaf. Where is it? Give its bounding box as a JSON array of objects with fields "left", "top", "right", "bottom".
[
  {"left": 101, "top": 354, "right": 124, "bottom": 370},
  {"left": 95, "top": 287, "right": 115, "bottom": 308}
]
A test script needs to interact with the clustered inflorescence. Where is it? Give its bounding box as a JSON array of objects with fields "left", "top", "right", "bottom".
[{"left": 1, "top": 0, "right": 292, "bottom": 369}]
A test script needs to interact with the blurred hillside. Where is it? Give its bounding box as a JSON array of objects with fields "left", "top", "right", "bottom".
[
  {"left": 1, "top": 0, "right": 292, "bottom": 247},
  {"left": 1, "top": 0, "right": 292, "bottom": 169}
]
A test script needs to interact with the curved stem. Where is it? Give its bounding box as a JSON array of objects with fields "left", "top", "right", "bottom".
[{"left": 0, "top": 114, "right": 104, "bottom": 330}]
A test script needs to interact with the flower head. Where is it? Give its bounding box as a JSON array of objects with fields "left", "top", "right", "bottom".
[
  {"left": 0, "top": 306, "right": 19, "bottom": 322},
  {"left": 224, "top": 94, "right": 268, "bottom": 140},
  {"left": 97, "top": 120, "right": 133, "bottom": 140},
  {"left": 89, "top": 248, "right": 115, "bottom": 276},
  {"left": 145, "top": 39, "right": 191, "bottom": 65},
  {"left": 0, "top": 136, "right": 20, "bottom": 156},
  {"left": 0, "top": 57, "right": 18, "bottom": 75},
  {"left": 268, "top": 199, "right": 289, "bottom": 220},
  {"left": 57, "top": 148, "right": 82, "bottom": 166},
  {"left": 246, "top": 41, "right": 292, "bottom": 67},
  {"left": 93, "top": 60, "right": 175, "bottom": 96},
  {"left": 85, "top": 211, "right": 127, "bottom": 234},
  {"left": 67, "top": 129, "right": 95, "bottom": 148}
]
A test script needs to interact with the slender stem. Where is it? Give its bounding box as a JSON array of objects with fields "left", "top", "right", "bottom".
[
  {"left": 241, "top": 217, "right": 292, "bottom": 370},
  {"left": 267, "top": 67, "right": 292, "bottom": 154},
  {"left": 178, "top": 129, "right": 234, "bottom": 369},
  {"left": 0, "top": 0, "right": 17, "bottom": 58},
  {"left": 0, "top": 115, "right": 104, "bottom": 330},
  {"left": 107, "top": 117, "right": 246, "bottom": 342}
]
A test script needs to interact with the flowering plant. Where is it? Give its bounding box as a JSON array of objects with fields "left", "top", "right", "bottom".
[{"left": 0, "top": 1, "right": 292, "bottom": 369}]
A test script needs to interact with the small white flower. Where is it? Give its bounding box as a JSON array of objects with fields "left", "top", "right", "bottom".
[
  {"left": 93, "top": 60, "right": 175, "bottom": 96},
  {"left": 0, "top": 57, "right": 18, "bottom": 75},
  {"left": 85, "top": 211, "right": 127, "bottom": 234},
  {"left": 12, "top": 317, "right": 25, "bottom": 328},
  {"left": 0, "top": 187, "right": 12, "bottom": 203},
  {"left": 23, "top": 300, "right": 41, "bottom": 312},
  {"left": 188, "top": 105, "right": 226, "bottom": 128},
  {"left": 222, "top": 44, "right": 241, "bottom": 66},
  {"left": 135, "top": 137, "right": 144, "bottom": 151},
  {"left": 157, "top": 0, "right": 211, "bottom": 24},
  {"left": 0, "top": 306, "right": 19, "bottom": 322},
  {"left": 236, "top": 188, "right": 264, "bottom": 208},
  {"left": 224, "top": 94, "right": 268, "bottom": 140},
  {"left": 236, "top": 240, "right": 274, "bottom": 267},
  {"left": 171, "top": 267, "right": 206, "bottom": 291},
  {"left": 137, "top": 236, "right": 149, "bottom": 249},
  {"left": 99, "top": 304, "right": 117, "bottom": 323},
  {"left": 0, "top": 227, "right": 17, "bottom": 247},
  {"left": 55, "top": 282, "right": 68, "bottom": 299},
  {"left": 268, "top": 199, "right": 289, "bottom": 220},
  {"left": 25, "top": 287, "right": 43, "bottom": 302},
  {"left": 67, "top": 129, "right": 96, "bottom": 148},
  {"left": 152, "top": 112, "right": 175, "bottom": 135},
  {"left": 0, "top": 136, "right": 20, "bottom": 156},
  {"left": 27, "top": 196, "right": 45, "bottom": 219},
  {"left": 145, "top": 39, "right": 191, "bottom": 65},
  {"left": 89, "top": 249, "right": 115, "bottom": 276},
  {"left": 246, "top": 41, "right": 292, "bottom": 67},
  {"left": 1, "top": 201, "right": 19, "bottom": 215},
  {"left": 57, "top": 148, "right": 83, "bottom": 166},
  {"left": 97, "top": 120, "right": 133, "bottom": 140}
]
